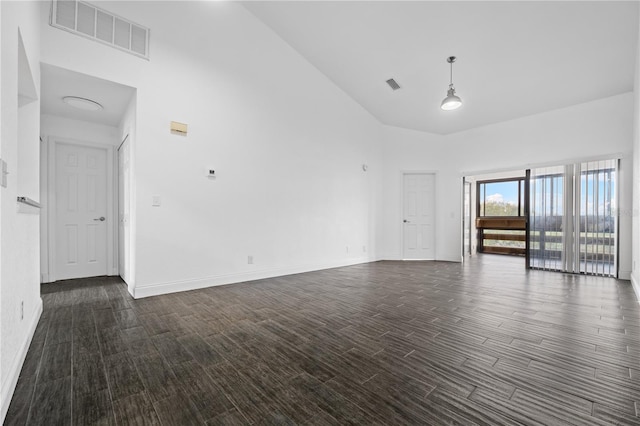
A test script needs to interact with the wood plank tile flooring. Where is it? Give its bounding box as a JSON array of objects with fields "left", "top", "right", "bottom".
[{"left": 5, "top": 256, "right": 640, "bottom": 425}]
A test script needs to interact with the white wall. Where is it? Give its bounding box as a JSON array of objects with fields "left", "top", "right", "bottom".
[
  {"left": 0, "top": 1, "right": 42, "bottom": 422},
  {"left": 40, "top": 1, "right": 384, "bottom": 297},
  {"left": 632, "top": 4, "right": 640, "bottom": 300},
  {"left": 380, "top": 126, "right": 455, "bottom": 260},
  {"left": 41, "top": 114, "right": 120, "bottom": 146},
  {"left": 382, "top": 93, "right": 634, "bottom": 277}
]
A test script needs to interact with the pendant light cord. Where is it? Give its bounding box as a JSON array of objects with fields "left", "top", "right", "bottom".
[
  {"left": 448, "top": 56, "right": 456, "bottom": 89},
  {"left": 450, "top": 61, "right": 453, "bottom": 87}
]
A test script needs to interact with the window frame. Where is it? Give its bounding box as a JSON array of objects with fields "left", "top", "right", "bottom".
[{"left": 476, "top": 177, "right": 526, "bottom": 218}]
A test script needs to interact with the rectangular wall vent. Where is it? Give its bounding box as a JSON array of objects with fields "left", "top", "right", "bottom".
[
  {"left": 386, "top": 78, "right": 401, "bottom": 91},
  {"left": 51, "top": 0, "right": 150, "bottom": 60}
]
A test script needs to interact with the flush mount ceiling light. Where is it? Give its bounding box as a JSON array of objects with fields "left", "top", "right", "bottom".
[
  {"left": 440, "top": 56, "right": 462, "bottom": 111},
  {"left": 62, "top": 96, "right": 103, "bottom": 111}
]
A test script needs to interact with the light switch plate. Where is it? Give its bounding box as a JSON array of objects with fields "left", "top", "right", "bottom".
[{"left": 152, "top": 196, "right": 161, "bottom": 207}]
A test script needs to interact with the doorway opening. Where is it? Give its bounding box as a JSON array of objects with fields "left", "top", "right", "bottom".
[
  {"left": 476, "top": 176, "right": 526, "bottom": 257},
  {"left": 463, "top": 170, "right": 526, "bottom": 264},
  {"left": 40, "top": 64, "right": 136, "bottom": 284}
]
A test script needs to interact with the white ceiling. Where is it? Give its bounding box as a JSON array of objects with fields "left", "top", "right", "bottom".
[
  {"left": 41, "top": 63, "right": 135, "bottom": 127},
  {"left": 243, "top": 1, "right": 639, "bottom": 135}
]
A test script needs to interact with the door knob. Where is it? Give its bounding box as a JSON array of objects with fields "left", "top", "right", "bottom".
[{"left": 94, "top": 217, "right": 106, "bottom": 222}]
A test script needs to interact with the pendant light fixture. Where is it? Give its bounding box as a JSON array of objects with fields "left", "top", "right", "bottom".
[{"left": 440, "top": 56, "right": 462, "bottom": 111}]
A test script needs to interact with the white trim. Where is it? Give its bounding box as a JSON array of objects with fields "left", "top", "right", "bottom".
[
  {"left": 0, "top": 298, "right": 43, "bottom": 423},
  {"left": 461, "top": 178, "right": 472, "bottom": 261},
  {"left": 133, "top": 257, "right": 377, "bottom": 299},
  {"left": 381, "top": 253, "right": 403, "bottom": 261},
  {"left": 400, "top": 171, "right": 437, "bottom": 261},
  {"left": 631, "top": 273, "right": 640, "bottom": 303},
  {"left": 382, "top": 254, "right": 460, "bottom": 262},
  {"left": 619, "top": 270, "right": 631, "bottom": 281},
  {"left": 110, "top": 145, "right": 118, "bottom": 277},
  {"left": 461, "top": 152, "right": 630, "bottom": 178},
  {"left": 437, "top": 252, "right": 464, "bottom": 263},
  {"left": 45, "top": 136, "right": 117, "bottom": 281},
  {"left": 47, "top": 136, "right": 55, "bottom": 281},
  {"left": 117, "top": 134, "right": 130, "bottom": 285}
]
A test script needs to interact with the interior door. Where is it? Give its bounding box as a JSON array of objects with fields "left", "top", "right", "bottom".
[
  {"left": 55, "top": 143, "right": 108, "bottom": 280},
  {"left": 403, "top": 173, "right": 435, "bottom": 259},
  {"left": 118, "top": 137, "right": 130, "bottom": 283}
]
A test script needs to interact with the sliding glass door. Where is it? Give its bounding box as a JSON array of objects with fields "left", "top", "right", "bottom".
[
  {"left": 578, "top": 160, "right": 617, "bottom": 275},
  {"left": 529, "top": 159, "right": 617, "bottom": 277},
  {"left": 529, "top": 165, "right": 565, "bottom": 272}
]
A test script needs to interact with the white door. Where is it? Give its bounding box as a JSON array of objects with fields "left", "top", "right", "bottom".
[
  {"left": 118, "top": 137, "right": 130, "bottom": 283},
  {"left": 55, "top": 143, "right": 108, "bottom": 279},
  {"left": 403, "top": 173, "right": 435, "bottom": 259}
]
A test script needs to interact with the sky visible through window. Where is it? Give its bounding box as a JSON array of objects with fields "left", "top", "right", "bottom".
[
  {"left": 483, "top": 172, "right": 615, "bottom": 216},
  {"left": 485, "top": 181, "right": 519, "bottom": 205}
]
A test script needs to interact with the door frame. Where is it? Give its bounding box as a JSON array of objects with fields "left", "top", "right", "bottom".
[
  {"left": 400, "top": 170, "right": 437, "bottom": 260},
  {"left": 462, "top": 178, "right": 472, "bottom": 260},
  {"left": 117, "top": 134, "right": 130, "bottom": 284},
  {"left": 44, "top": 136, "right": 118, "bottom": 282}
]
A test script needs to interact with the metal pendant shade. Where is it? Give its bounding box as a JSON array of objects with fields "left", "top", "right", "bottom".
[{"left": 441, "top": 56, "right": 462, "bottom": 111}]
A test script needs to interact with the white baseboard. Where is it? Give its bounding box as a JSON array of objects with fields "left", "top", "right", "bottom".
[
  {"left": 379, "top": 253, "right": 461, "bottom": 263},
  {"left": 631, "top": 273, "right": 640, "bottom": 304},
  {"left": 619, "top": 270, "right": 631, "bottom": 280},
  {"left": 133, "top": 256, "right": 378, "bottom": 299},
  {"left": 1, "top": 298, "right": 43, "bottom": 423},
  {"left": 437, "top": 253, "right": 463, "bottom": 263},
  {"left": 380, "top": 253, "right": 402, "bottom": 261}
]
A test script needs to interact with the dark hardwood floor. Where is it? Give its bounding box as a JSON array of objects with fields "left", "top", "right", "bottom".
[{"left": 4, "top": 256, "right": 640, "bottom": 425}]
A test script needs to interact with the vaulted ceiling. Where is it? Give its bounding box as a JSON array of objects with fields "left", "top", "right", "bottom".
[{"left": 243, "top": 1, "right": 639, "bottom": 135}]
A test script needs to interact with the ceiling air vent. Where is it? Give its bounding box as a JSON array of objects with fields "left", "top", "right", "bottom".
[
  {"left": 386, "top": 78, "right": 401, "bottom": 91},
  {"left": 51, "top": 0, "right": 150, "bottom": 60}
]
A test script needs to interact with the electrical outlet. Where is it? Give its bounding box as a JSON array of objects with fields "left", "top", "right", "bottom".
[
  {"left": 346, "top": 246, "right": 349, "bottom": 253},
  {"left": 362, "top": 246, "right": 366, "bottom": 252},
  {"left": 248, "top": 255, "right": 253, "bottom": 264},
  {"left": 20, "top": 301, "right": 24, "bottom": 320}
]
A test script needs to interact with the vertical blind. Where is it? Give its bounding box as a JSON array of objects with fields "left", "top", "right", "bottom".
[{"left": 529, "top": 159, "right": 617, "bottom": 277}]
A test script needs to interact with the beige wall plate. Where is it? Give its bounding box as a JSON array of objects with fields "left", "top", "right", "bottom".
[{"left": 170, "top": 121, "right": 187, "bottom": 135}]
